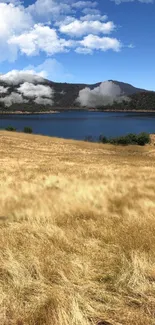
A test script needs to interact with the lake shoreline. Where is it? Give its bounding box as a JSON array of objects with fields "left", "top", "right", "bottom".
[{"left": 1, "top": 109, "right": 155, "bottom": 115}]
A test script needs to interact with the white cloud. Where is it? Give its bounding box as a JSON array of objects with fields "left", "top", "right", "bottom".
[
  {"left": 75, "top": 47, "right": 93, "bottom": 54},
  {"left": 59, "top": 19, "right": 115, "bottom": 37},
  {"left": 0, "top": 3, "right": 33, "bottom": 62},
  {"left": 82, "top": 8, "right": 100, "bottom": 14},
  {"left": 0, "top": 0, "right": 124, "bottom": 62},
  {"left": 0, "top": 0, "right": 22, "bottom": 5},
  {"left": 34, "top": 97, "right": 53, "bottom": 105},
  {"left": 80, "top": 14, "right": 108, "bottom": 21},
  {"left": 111, "top": 0, "right": 153, "bottom": 3},
  {"left": 0, "top": 86, "right": 9, "bottom": 93},
  {"left": 9, "top": 24, "right": 75, "bottom": 56},
  {"left": 0, "top": 70, "right": 45, "bottom": 85},
  {"left": 25, "top": 58, "right": 74, "bottom": 82},
  {"left": 76, "top": 81, "right": 129, "bottom": 107},
  {"left": 0, "top": 4, "right": 32, "bottom": 35},
  {"left": 54, "top": 16, "right": 76, "bottom": 27},
  {"left": 72, "top": 1, "right": 97, "bottom": 8},
  {"left": 0, "top": 69, "right": 54, "bottom": 107},
  {"left": 18, "top": 82, "right": 53, "bottom": 98},
  {"left": 27, "top": 0, "right": 72, "bottom": 21},
  {"left": 80, "top": 34, "right": 122, "bottom": 52},
  {"left": 128, "top": 43, "right": 135, "bottom": 48},
  {"left": 0, "top": 92, "right": 28, "bottom": 107}
]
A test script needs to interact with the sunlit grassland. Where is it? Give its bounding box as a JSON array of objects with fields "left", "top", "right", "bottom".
[{"left": 0, "top": 131, "right": 155, "bottom": 325}]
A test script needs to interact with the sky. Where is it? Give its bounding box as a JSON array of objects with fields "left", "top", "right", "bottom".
[{"left": 0, "top": 0, "right": 155, "bottom": 90}]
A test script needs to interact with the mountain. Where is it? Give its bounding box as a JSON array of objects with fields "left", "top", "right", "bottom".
[
  {"left": 0, "top": 75, "right": 154, "bottom": 112},
  {"left": 107, "top": 80, "right": 147, "bottom": 95}
]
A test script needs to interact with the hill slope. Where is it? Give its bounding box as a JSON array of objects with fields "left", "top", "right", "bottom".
[
  {"left": 108, "top": 79, "right": 147, "bottom": 95},
  {"left": 0, "top": 76, "right": 154, "bottom": 112},
  {"left": 1, "top": 131, "right": 155, "bottom": 325}
]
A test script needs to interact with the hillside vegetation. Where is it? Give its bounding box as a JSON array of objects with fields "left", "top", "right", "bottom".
[
  {"left": 0, "top": 79, "right": 154, "bottom": 112},
  {"left": 102, "top": 92, "right": 155, "bottom": 111},
  {"left": 1, "top": 131, "right": 155, "bottom": 325}
]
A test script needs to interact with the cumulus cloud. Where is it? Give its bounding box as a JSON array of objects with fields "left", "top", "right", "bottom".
[
  {"left": 0, "top": 92, "right": 28, "bottom": 107},
  {"left": 0, "top": 0, "right": 21, "bottom": 3},
  {"left": 18, "top": 82, "right": 53, "bottom": 98},
  {"left": 0, "top": 1, "right": 124, "bottom": 62},
  {"left": 59, "top": 19, "right": 115, "bottom": 37},
  {"left": 111, "top": 0, "right": 153, "bottom": 3},
  {"left": 0, "top": 73, "right": 54, "bottom": 107},
  {"left": 72, "top": 1, "right": 97, "bottom": 9},
  {"left": 0, "top": 3, "right": 32, "bottom": 33},
  {"left": 76, "top": 81, "right": 129, "bottom": 108},
  {"left": 79, "top": 34, "right": 122, "bottom": 52},
  {"left": 17, "top": 80, "right": 54, "bottom": 106},
  {"left": 0, "top": 3, "right": 33, "bottom": 62},
  {"left": 34, "top": 97, "right": 53, "bottom": 105},
  {"left": 82, "top": 8, "right": 100, "bottom": 15},
  {"left": 80, "top": 14, "right": 108, "bottom": 21},
  {"left": 9, "top": 24, "right": 75, "bottom": 56},
  {"left": 0, "top": 86, "right": 9, "bottom": 93},
  {"left": 25, "top": 58, "right": 74, "bottom": 82},
  {"left": 27, "top": 0, "right": 72, "bottom": 21},
  {"left": 0, "top": 70, "right": 45, "bottom": 85},
  {"left": 75, "top": 47, "right": 93, "bottom": 54}
]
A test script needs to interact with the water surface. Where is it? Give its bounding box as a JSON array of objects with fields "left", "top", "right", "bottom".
[{"left": 1, "top": 111, "right": 155, "bottom": 140}]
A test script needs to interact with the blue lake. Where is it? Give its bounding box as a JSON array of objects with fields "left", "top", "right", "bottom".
[{"left": 0, "top": 111, "right": 155, "bottom": 140}]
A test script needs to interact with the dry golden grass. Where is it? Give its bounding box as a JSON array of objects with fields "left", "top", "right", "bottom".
[{"left": 1, "top": 131, "right": 155, "bottom": 325}]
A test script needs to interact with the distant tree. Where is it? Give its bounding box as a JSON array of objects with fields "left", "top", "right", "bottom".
[
  {"left": 137, "top": 132, "right": 150, "bottom": 146},
  {"left": 5, "top": 126, "right": 16, "bottom": 131},
  {"left": 24, "top": 126, "right": 33, "bottom": 134},
  {"left": 98, "top": 132, "right": 150, "bottom": 146},
  {"left": 99, "top": 135, "right": 108, "bottom": 143},
  {"left": 125, "top": 133, "right": 138, "bottom": 144}
]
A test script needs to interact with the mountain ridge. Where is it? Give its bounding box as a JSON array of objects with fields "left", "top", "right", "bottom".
[{"left": 0, "top": 76, "right": 154, "bottom": 112}]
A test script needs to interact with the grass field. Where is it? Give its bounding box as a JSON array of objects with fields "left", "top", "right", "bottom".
[{"left": 1, "top": 131, "right": 155, "bottom": 325}]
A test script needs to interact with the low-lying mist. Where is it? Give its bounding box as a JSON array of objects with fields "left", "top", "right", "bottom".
[
  {"left": 0, "top": 71, "right": 54, "bottom": 107},
  {"left": 76, "top": 81, "right": 130, "bottom": 108}
]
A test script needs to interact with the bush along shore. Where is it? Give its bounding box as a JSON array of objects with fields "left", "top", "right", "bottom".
[
  {"left": 4, "top": 126, "right": 151, "bottom": 146},
  {"left": 85, "top": 132, "right": 151, "bottom": 146},
  {"left": 5, "top": 126, "right": 33, "bottom": 134}
]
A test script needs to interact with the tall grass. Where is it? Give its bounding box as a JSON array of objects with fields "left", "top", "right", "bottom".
[{"left": 0, "top": 131, "right": 155, "bottom": 325}]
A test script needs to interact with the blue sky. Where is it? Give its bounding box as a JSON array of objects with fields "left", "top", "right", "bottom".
[{"left": 0, "top": 0, "right": 155, "bottom": 89}]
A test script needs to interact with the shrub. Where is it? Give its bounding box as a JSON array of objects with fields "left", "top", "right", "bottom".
[
  {"left": 5, "top": 126, "right": 16, "bottom": 131},
  {"left": 125, "top": 133, "right": 138, "bottom": 144},
  {"left": 99, "top": 135, "right": 108, "bottom": 143},
  {"left": 137, "top": 132, "right": 150, "bottom": 146},
  {"left": 115, "top": 136, "right": 129, "bottom": 145},
  {"left": 98, "top": 132, "right": 150, "bottom": 146},
  {"left": 24, "top": 127, "right": 33, "bottom": 134},
  {"left": 109, "top": 137, "right": 117, "bottom": 145}
]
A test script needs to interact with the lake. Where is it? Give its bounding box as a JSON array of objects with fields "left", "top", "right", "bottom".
[{"left": 0, "top": 111, "right": 155, "bottom": 140}]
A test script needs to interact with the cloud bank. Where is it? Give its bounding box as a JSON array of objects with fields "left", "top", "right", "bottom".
[
  {"left": 34, "top": 97, "right": 53, "bottom": 105},
  {"left": 0, "top": 86, "right": 9, "bottom": 93},
  {"left": 0, "top": 92, "right": 28, "bottom": 107},
  {"left": 18, "top": 82, "right": 53, "bottom": 98},
  {"left": 111, "top": 0, "right": 153, "bottom": 3},
  {"left": 0, "top": 0, "right": 152, "bottom": 62},
  {"left": 76, "top": 81, "right": 129, "bottom": 107},
  {"left": 18, "top": 82, "right": 54, "bottom": 106},
  {"left": 0, "top": 0, "right": 125, "bottom": 62},
  {"left": 0, "top": 70, "right": 54, "bottom": 107},
  {"left": 0, "top": 70, "right": 45, "bottom": 85},
  {"left": 59, "top": 20, "right": 115, "bottom": 37}
]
